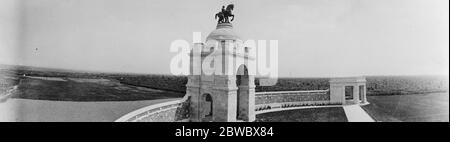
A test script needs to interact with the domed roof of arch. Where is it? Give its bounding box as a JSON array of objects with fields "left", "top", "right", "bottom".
[{"left": 206, "top": 23, "right": 241, "bottom": 41}]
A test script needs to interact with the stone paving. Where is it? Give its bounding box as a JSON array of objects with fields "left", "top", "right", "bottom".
[{"left": 343, "top": 105, "right": 375, "bottom": 122}]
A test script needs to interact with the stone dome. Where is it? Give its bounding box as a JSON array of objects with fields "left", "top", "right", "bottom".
[{"left": 206, "top": 23, "right": 241, "bottom": 41}]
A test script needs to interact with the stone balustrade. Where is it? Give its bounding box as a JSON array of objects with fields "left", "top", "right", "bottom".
[
  {"left": 115, "top": 96, "right": 190, "bottom": 122},
  {"left": 254, "top": 90, "right": 337, "bottom": 113},
  {"left": 115, "top": 90, "right": 342, "bottom": 122}
]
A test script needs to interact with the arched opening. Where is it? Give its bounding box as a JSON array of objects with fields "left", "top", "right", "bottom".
[
  {"left": 202, "top": 93, "right": 213, "bottom": 121},
  {"left": 236, "top": 65, "right": 249, "bottom": 120},
  {"left": 345, "top": 86, "right": 354, "bottom": 100}
]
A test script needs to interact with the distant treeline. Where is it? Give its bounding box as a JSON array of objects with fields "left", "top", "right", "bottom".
[{"left": 1, "top": 65, "right": 448, "bottom": 96}]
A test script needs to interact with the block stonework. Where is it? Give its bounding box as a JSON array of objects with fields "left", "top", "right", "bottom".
[
  {"left": 255, "top": 91, "right": 331, "bottom": 105},
  {"left": 186, "top": 22, "right": 256, "bottom": 122}
]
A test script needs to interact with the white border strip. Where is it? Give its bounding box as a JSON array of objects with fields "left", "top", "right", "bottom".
[
  {"left": 255, "top": 90, "right": 329, "bottom": 95},
  {"left": 255, "top": 102, "right": 370, "bottom": 115},
  {"left": 115, "top": 95, "right": 189, "bottom": 122},
  {"left": 255, "top": 105, "right": 343, "bottom": 114}
]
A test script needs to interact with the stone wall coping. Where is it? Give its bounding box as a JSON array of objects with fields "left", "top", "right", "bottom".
[
  {"left": 199, "top": 49, "right": 256, "bottom": 59},
  {"left": 115, "top": 95, "right": 190, "bottom": 122},
  {"left": 255, "top": 104, "right": 343, "bottom": 115},
  {"left": 255, "top": 90, "right": 329, "bottom": 96},
  {"left": 329, "top": 76, "right": 366, "bottom": 83}
]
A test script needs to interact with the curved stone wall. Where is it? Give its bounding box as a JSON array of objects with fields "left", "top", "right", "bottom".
[
  {"left": 116, "top": 90, "right": 340, "bottom": 122},
  {"left": 254, "top": 90, "right": 338, "bottom": 113},
  {"left": 115, "top": 96, "right": 190, "bottom": 122}
]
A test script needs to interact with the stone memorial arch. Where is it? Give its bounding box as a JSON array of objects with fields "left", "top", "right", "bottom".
[{"left": 186, "top": 22, "right": 256, "bottom": 122}]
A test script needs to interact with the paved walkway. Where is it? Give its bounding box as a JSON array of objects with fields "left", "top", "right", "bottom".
[{"left": 343, "top": 105, "right": 375, "bottom": 122}]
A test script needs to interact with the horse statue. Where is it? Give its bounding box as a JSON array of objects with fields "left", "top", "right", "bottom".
[{"left": 215, "top": 4, "right": 234, "bottom": 23}]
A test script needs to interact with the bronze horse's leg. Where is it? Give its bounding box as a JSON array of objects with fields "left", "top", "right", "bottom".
[
  {"left": 216, "top": 13, "right": 223, "bottom": 23},
  {"left": 223, "top": 14, "right": 226, "bottom": 23}
]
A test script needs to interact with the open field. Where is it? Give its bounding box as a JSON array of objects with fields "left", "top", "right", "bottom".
[
  {"left": 1, "top": 65, "right": 184, "bottom": 101},
  {"left": 1, "top": 64, "right": 448, "bottom": 122},
  {"left": 256, "top": 107, "right": 348, "bottom": 122},
  {"left": 11, "top": 76, "right": 183, "bottom": 101},
  {"left": 2, "top": 64, "right": 448, "bottom": 101},
  {"left": 0, "top": 98, "right": 178, "bottom": 122},
  {"left": 256, "top": 92, "right": 449, "bottom": 122},
  {"left": 362, "top": 92, "right": 449, "bottom": 122}
]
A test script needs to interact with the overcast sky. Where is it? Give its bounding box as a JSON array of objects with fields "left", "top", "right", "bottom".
[{"left": 0, "top": 0, "right": 448, "bottom": 77}]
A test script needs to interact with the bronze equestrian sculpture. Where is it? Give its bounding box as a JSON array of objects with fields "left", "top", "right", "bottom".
[{"left": 215, "top": 4, "right": 235, "bottom": 23}]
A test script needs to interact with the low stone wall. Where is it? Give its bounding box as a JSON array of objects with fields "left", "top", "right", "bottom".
[
  {"left": 115, "top": 96, "right": 190, "bottom": 122},
  {"left": 116, "top": 90, "right": 338, "bottom": 122},
  {"left": 255, "top": 90, "right": 337, "bottom": 112}
]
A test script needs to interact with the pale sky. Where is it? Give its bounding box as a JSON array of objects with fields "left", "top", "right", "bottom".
[{"left": 0, "top": 0, "right": 448, "bottom": 77}]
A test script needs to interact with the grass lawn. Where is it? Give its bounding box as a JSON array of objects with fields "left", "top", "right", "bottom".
[
  {"left": 256, "top": 107, "right": 348, "bottom": 122},
  {"left": 361, "top": 92, "right": 449, "bottom": 122},
  {"left": 0, "top": 98, "right": 179, "bottom": 122},
  {"left": 10, "top": 76, "right": 184, "bottom": 101}
]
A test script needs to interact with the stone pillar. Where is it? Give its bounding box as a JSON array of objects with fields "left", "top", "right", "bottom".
[
  {"left": 236, "top": 84, "right": 255, "bottom": 122},
  {"left": 247, "top": 76, "right": 256, "bottom": 122},
  {"left": 187, "top": 87, "right": 201, "bottom": 122},
  {"left": 362, "top": 85, "right": 367, "bottom": 103},
  {"left": 212, "top": 89, "right": 237, "bottom": 122},
  {"left": 353, "top": 85, "right": 360, "bottom": 104},
  {"left": 226, "top": 90, "right": 238, "bottom": 122},
  {"left": 209, "top": 75, "right": 238, "bottom": 122},
  {"left": 187, "top": 75, "right": 201, "bottom": 122}
]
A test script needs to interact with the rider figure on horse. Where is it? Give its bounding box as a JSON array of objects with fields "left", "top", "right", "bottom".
[
  {"left": 216, "top": 4, "right": 235, "bottom": 24},
  {"left": 218, "top": 6, "right": 226, "bottom": 23}
]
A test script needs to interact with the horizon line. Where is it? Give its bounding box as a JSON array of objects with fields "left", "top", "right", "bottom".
[{"left": 1, "top": 63, "right": 448, "bottom": 78}]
